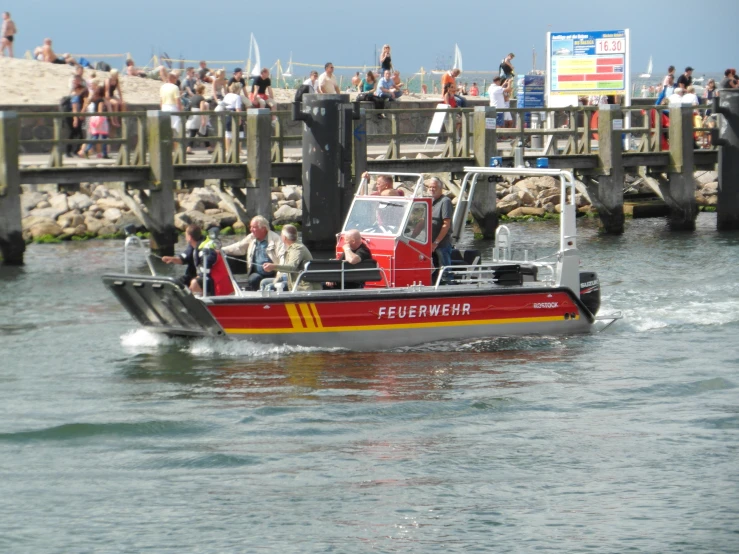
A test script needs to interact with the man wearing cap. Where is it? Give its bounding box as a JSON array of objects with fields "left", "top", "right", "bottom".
[
  {"left": 677, "top": 67, "right": 693, "bottom": 90},
  {"left": 228, "top": 68, "right": 246, "bottom": 91}
]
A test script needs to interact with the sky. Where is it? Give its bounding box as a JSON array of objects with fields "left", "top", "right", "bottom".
[{"left": 4, "top": 0, "right": 737, "bottom": 78}]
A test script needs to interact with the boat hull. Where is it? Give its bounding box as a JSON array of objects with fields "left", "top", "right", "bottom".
[{"left": 103, "top": 274, "right": 593, "bottom": 350}]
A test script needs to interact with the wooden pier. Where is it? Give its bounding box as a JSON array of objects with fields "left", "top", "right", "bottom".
[{"left": 1, "top": 91, "right": 736, "bottom": 264}]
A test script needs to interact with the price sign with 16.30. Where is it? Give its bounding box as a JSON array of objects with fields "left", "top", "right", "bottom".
[{"left": 595, "top": 38, "right": 624, "bottom": 54}]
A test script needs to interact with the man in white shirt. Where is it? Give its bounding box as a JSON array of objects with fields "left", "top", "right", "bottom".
[
  {"left": 668, "top": 87, "right": 685, "bottom": 105},
  {"left": 487, "top": 76, "right": 512, "bottom": 127},
  {"left": 318, "top": 62, "right": 339, "bottom": 94},
  {"left": 682, "top": 85, "right": 700, "bottom": 106},
  {"left": 303, "top": 70, "right": 319, "bottom": 93}
]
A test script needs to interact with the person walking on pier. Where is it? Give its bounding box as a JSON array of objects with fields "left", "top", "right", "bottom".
[
  {"left": 677, "top": 67, "right": 693, "bottom": 90},
  {"left": 1, "top": 12, "right": 16, "bottom": 57}
]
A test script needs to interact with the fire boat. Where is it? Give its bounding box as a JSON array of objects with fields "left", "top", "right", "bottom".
[{"left": 103, "top": 167, "right": 619, "bottom": 350}]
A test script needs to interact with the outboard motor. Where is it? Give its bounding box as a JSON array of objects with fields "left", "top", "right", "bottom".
[{"left": 579, "top": 271, "right": 601, "bottom": 316}]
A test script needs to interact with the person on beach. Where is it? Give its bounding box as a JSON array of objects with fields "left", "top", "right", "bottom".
[
  {"left": 375, "top": 69, "right": 400, "bottom": 109},
  {"left": 499, "top": 53, "right": 515, "bottom": 80},
  {"left": 469, "top": 82, "right": 479, "bottom": 96},
  {"left": 125, "top": 59, "right": 147, "bottom": 77},
  {"left": 442, "top": 68, "right": 466, "bottom": 107},
  {"left": 250, "top": 67, "right": 276, "bottom": 115},
  {"left": 66, "top": 75, "right": 88, "bottom": 157},
  {"left": 104, "top": 69, "right": 125, "bottom": 126},
  {"left": 68, "top": 64, "right": 88, "bottom": 91},
  {"left": 211, "top": 69, "right": 227, "bottom": 100},
  {"left": 661, "top": 66, "right": 675, "bottom": 92},
  {"left": 300, "top": 70, "right": 319, "bottom": 94},
  {"left": 380, "top": 45, "right": 393, "bottom": 72},
  {"left": 181, "top": 67, "right": 197, "bottom": 101},
  {"left": 222, "top": 82, "right": 245, "bottom": 156},
  {"left": 221, "top": 215, "right": 285, "bottom": 292},
  {"left": 351, "top": 72, "right": 362, "bottom": 91},
  {"left": 160, "top": 72, "right": 183, "bottom": 146},
  {"left": 356, "top": 71, "right": 385, "bottom": 113},
  {"left": 1, "top": 12, "right": 17, "bottom": 58},
  {"left": 719, "top": 69, "right": 738, "bottom": 92},
  {"left": 228, "top": 68, "right": 246, "bottom": 91},
  {"left": 391, "top": 71, "right": 405, "bottom": 98},
  {"left": 442, "top": 81, "right": 457, "bottom": 107},
  {"left": 677, "top": 67, "right": 693, "bottom": 90},
  {"left": 185, "top": 83, "right": 211, "bottom": 155},
  {"left": 197, "top": 60, "right": 212, "bottom": 83},
  {"left": 318, "top": 62, "right": 339, "bottom": 94},
  {"left": 261, "top": 225, "right": 320, "bottom": 292},
  {"left": 80, "top": 85, "right": 109, "bottom": 159},
  {"left": 40, "top": 38, "right": 75, "bottom": 65}
]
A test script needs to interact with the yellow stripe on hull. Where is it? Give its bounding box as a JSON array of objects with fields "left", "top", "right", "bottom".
[{"left": 224, "top": 314, "right": 577, "bottom": 335}]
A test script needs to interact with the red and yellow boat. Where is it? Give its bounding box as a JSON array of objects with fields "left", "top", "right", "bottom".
[{"left": 104, "top": 167, "right": 613, "bottom": 350}]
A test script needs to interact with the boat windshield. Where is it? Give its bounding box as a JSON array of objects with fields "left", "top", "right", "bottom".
[{"left": 343, "top": 197, "right": 410, "bottom": 236}]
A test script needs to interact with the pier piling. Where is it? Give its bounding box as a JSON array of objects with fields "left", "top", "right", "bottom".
[
  {"left": 144, "top": 110, "right": 178, "bottom": 256},
  {"left": 246, "top": 108, "right": 273, "bottom": 223},
  {"left": 664, "top": 105, "right": 698, "bottom": 230},
  {"left": 296, "top": 94, "right": 351, "bottom": 251},
  {"left": 471, "top": 106, "right": 499, "bottom": 238},
  {"left": 715, "top": 89, "right": 739, "bottom": 230},
  {"left": 0, "top": 112, "right": 25, "bottom": 264},
  {"left": 589, "top": 104, "right": 625, "bottom": 234}
]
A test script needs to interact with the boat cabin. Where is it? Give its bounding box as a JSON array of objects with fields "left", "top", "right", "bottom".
[{"left": 336, "top": 173, "right": 436, "bottom": 287}]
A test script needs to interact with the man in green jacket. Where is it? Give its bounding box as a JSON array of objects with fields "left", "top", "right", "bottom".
[{"left": 262, "top": 225, "right": 320, "bottom": 291}]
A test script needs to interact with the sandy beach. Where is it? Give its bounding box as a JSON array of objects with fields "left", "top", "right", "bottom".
[{"left": 0, "top": 57, "right": 444, "bottom": 106}]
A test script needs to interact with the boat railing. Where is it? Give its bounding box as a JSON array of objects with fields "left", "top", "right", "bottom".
[
  {"left": 434, "top": 261, "right": 556, "bottom": 289},
  {"left": 123, "top": 228, "right": 156, "bottom": 276},
  {"left": 292, "top": 259, "right": 389, "bottom": 292}
]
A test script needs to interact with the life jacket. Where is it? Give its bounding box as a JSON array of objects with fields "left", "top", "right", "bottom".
[{"left": 198, "top": 238, "right": 235, "bottom": 296}]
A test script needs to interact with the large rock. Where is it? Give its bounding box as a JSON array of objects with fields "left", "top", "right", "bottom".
[
  {"left": 115, "top": 212, "right": 143, "bottom": 232},
  {"left": 272, "top": 204, "right": 302, "bottom": 224},
  {"left": 96, "top": 224, "right": 119, "bottom": 236},
  {"left": 103, "top": 208, "right": 123, "bottom": 223},
  {"left": 174, "top": 210, "right": 220, "bottom": 231},
  {"left": 61, "top": 224, "right": 88, "bottom": 237},
  {"left": 179, "top": 198, "right": 206, "bottom": 213},
  {"left": 700, "top": 182, "right": 718, "bottom": 196},
  {"left": 84, "top": 215, "right": 106, "bottom": 235},
  {"left": 48, "top": 193, "right": 69, "bottom": 214},
  {"left": 22, "top": 215, "right": 57, "bottom": 231},
  {"left": 499, "top": 193, "right": 522, "bottom": 208},
  {"left": 96, "top": 197, "right": 128, "bottom": 210},
  {"left": 21, "top": 191, "right": 47, "bottom": 215},
  {"left": 209, "top": 212, "right": 238, "bottom": 228},
  {"left": 695, "top": 171, "right": 718, "bottom": 186},
  {"left": 508, "top": 207, "right": 547, "bottom": 217},
  {"left": 29, "top": 221, "right": 63, "bottom": 239},
  {"left": 497, "top": 200, "right": 519, "bottom": 215},
  {"left": 68, "top": 192, "right": 94, "bottom": 211},
  {"left": 513, "top": 176, "right": 558, "bottom": 196},
  {"left": 57, "top": 211, "right": 85, "bottom": 229},
  {"left": 28, "top": 206, "right": 69, "bottom": 220},
  {"left": 281, "top": 185, "right": 302, "bottom": 202},
  {"left": 188, "top": 187, "right": 221, "bottom": 209}
]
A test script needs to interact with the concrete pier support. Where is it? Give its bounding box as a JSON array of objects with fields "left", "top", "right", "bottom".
[
  {"left": 0, "top": 112, "right": 25, "bottom": 264},
  {"left": 295, "top": 93, "right": 351, "bottom": 251},
  {"left": 588, "top": 104, "right": 625, "bottom": 234},
  {"left": 715, "top": 89, "right": 739, "bottom": 230},
  {"left": 144, "top": 110, "right": 178, "bottom": 256},
  {"left": 471, "top": 106, "right": 499, "bottom": 238},
  {"left": 246, "top": 108, "right": 273, "bottom": 223},
  {"left": 664, "top": 105, "right": 697, "bottom": 230}
]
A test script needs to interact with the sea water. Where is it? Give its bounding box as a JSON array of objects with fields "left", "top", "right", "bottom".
[{"left": 1, "top": 213, "right": 738, "bottom": 552}]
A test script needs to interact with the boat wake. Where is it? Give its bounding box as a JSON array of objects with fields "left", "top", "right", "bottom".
[
  {"left": 119, "top": 328, "right": 343, "bottom": 358},
  {"left": 603, "top": 283, "right": 739, "bottom": 333}
]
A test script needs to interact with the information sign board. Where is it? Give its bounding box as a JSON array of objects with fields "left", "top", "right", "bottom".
[{"left": 548, "top": 30, "right": 629, "bottom": 96}]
